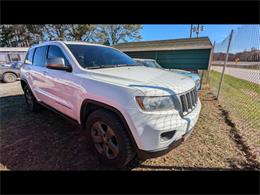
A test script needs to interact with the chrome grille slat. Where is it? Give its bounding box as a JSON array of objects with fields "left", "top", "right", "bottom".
[
  {"left": 186, "top": 93, "right": 192, "bottom": 110},
  {"left": 180, "top": 95, "right": 188, "bottom": 113},
  {"left": 191, "top": 90, "right": 195, "bottom": 106},
  {"left": 194, "top": 90, "right": 198, "bottom": 104},
  {"left": 185, "top": 95, "right": 189, "bottom": 112},
  {"left": 189, "top": 91, "right": 194, "bottom": 107},
  {"left": 179, "top": 87, "right": 198, "bottom": 116}
]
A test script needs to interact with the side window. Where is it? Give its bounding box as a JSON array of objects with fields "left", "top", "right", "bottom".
[
  {"left": 8, "top": 54, "right": 21, "bottom": 62},
  {"left": 47, "top": 45, "right": 70, "bottom": 66},
  {"left": 25, "top": 48, "right": 35, "bottom": 63},
  {"left": 33, "top": 46, "right": 48, "bottom": 67}
]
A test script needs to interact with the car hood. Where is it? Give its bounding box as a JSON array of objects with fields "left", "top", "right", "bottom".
[
  {"left": 86, "top": 66, "right": 195, "bottom": 95},
  {"left": 171, "top": 70, "right": 200, "bottom": 81}
]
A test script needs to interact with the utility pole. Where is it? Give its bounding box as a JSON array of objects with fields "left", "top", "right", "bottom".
[
  {"left": 196, "top": 24, "right": 200, "bottom": 38},
  {"left": 192, "top": 24, "right": 204, "bottom": 38},
  {"left": 216, "top": 29, "right": 234, "bottom": 100},
  {"left": 190, "top": 24, "right": 193, "bottom": 38}
]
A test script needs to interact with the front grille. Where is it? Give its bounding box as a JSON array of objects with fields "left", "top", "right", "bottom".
[{"left": 179, "top": 88, "right": 198, "bottom": 116}]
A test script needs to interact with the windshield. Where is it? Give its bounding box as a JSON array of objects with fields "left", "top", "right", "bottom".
[{"left": 66, "top": 44, "right": 136, "bottom": 69}]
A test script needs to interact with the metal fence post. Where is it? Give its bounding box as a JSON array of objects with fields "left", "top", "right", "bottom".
[
  {"left": 216, "top": 29, "right": 234, "bottom": 100},
  {"left": 200, "top": 70, "right": 204, "bottom": 89},
  {"left": 208, "top": 41, "right": 215, "bottom": 88}
]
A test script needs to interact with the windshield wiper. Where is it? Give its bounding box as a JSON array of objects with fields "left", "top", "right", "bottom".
[
  {"left": 86, "top": 64, "right": 142, "bottom": 69},
  {"left": 87, "top": 65, "right": 112, "bottom": 69},
  {"left": 115, "top": 64, "right": 143, "bottom": 67},
  {"left": 87, "top": 64, "right": 128, "bottom": 69},
  {"left": 87, "top": 66, "right": 103, "bottom": 69},
  {"left": 115, "top": 64, "right": 129, "bottom": 67}
]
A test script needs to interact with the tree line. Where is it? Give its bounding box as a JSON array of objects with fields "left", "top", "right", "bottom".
[
  {"left": 213, "top": 48, "right": 260, "bottom": 62},
  {"left": 0, "top": 25, "right": 143, "bottom": 47}
]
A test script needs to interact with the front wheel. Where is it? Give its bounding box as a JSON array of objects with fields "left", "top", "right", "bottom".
[
  {"left": 24, "top": 85, "right": 41, "bottom": 112},
  {"left": 86, "top": 109, "right": 136, "bottom": 168}
]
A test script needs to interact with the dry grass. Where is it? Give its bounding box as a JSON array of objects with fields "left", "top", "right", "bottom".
[{"left": 209, "top": 70, "right": 260, "bottom": 163}]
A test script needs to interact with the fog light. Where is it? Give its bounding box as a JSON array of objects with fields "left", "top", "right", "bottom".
[{"left": 160, "top": 131, "right": 176, "bottom": 142}]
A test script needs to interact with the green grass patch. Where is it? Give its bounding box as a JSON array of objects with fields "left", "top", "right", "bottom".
[{"left": 210, "top": 71, "right": 260, "bottom": 130}]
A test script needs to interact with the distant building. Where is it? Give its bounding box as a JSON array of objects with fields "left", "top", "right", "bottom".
[
  {"left": 0, "top": 47, "right": 28, "bottom": 64},
  {"left": 113, "top": 37, "right": 212, "bottom": 70}
]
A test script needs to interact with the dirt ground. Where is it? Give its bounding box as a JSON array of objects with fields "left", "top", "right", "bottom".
[{"left": 0, "top": 82, "right": 259, "bottom": 170}]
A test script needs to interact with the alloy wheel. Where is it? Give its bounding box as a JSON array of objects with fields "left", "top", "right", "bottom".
[{"left": 91, "top": 121, "right": 119, "bottom": 159}]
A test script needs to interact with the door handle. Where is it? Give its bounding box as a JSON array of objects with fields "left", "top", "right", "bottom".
[{"left": 43, "top": 71, "right": 48, "bottom": 75}]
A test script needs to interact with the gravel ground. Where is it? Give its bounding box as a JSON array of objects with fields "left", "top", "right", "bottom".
[{"left": 0, "top": 82, "right": 259, "bottom": 170}]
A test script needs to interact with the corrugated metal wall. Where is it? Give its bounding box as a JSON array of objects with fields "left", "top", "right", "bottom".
[{"left": 125, "top": 49, "right": 211, "bottom": 70}]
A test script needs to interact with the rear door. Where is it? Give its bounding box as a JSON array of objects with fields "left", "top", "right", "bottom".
[
  {"left": 21, "top": 47, "right": 35, "bottom": 91},
  {"left": 29, "top": 45, "right": 50, "bottom": 102}
]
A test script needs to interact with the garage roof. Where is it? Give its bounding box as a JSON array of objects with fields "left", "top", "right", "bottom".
[
  {"left": 113, "top": 37, "right": 212, "bottom": 52},
  {"left": 0, "top": 47, "right": 29, "bottom": 52}
]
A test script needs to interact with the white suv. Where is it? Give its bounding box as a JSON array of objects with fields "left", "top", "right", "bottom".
[{"left": 20, "top": 41, "right": 201, "bottom": 168}]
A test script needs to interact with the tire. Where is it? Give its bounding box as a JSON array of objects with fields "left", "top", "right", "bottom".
[
  {"left": 24, "top": 85, "right": 41, "bottom": 112},
  {"left": 3, "top": 72, "right": 17, "bottom": 83},
  {"left": 86, "top": 109, "right": 136, "bottom": 168}
]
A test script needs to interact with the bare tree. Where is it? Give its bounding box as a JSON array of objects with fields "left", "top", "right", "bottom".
[
  {"left": 95, "top": 25, "right": 142, "bottom": 45},
  {"left": 66, "top": 25, "right": 97, "bottom": 41}
]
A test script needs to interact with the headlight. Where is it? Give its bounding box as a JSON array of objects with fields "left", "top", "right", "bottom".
[
  {"left": 195, "top": 79, "right": 200, "bottom": 87},
  {"left": 135, "top": 96, "right": 175, "bottom": 111}
]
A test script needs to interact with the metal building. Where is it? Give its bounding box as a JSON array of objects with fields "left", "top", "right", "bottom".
[
  {"left": 0, "top": 47, "right": 28, "bottom": 64},
  {"left": 113, "top": 37, "right": 212, "bottom": 70}
]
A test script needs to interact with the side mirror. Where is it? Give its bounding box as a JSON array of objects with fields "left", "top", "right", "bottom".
[{"left": 46, "top": 58, "right": 72, "bottom": 72}]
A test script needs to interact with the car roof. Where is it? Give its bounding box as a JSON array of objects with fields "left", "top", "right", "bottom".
[{"left": 29, "top": 41, "right": 116, "bottom": 50}]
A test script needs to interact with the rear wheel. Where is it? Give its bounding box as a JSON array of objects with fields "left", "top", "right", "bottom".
[
  {"left": 3, "top": 72, "right": 17, "bottom": 83},
  {"left": 24, "top": 85, "right": 41, "bottom": 112},
  {"left": 86, "top": 109, "right": 136, "bottom": 168}
]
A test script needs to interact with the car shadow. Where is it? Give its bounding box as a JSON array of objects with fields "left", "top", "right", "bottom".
[
  {"left": 1, "top": 94, "right": 160, "bottom": 170},
  {"left": 0, "top": 94, "right": 109, "bottom": 170}
]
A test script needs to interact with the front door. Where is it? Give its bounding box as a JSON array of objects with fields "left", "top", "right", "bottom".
[{"left": 42, "top": 45, "right": 79, "bottom": 120}]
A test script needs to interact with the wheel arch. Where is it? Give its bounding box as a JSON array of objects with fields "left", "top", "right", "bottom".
[
  {"left": 3, "top": 71, "right": 19, "bottom": 77},
  {"left": 20, "top": 78, "right": 28, "bottom": 91},
  {"left": 80, "top": 99, "right": 139, "bottom": 150}
]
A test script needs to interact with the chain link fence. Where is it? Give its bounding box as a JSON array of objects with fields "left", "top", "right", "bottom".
[{"left": 207, "top": 25, "right": 260, "bottom": 164}]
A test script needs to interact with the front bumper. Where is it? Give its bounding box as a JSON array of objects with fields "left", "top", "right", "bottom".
[
  {"left": 125, "top": 98, "right": 201, "bottom": 153},
  {"left": 137, "top": 128, "right": 193, "bottom": 160}
]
